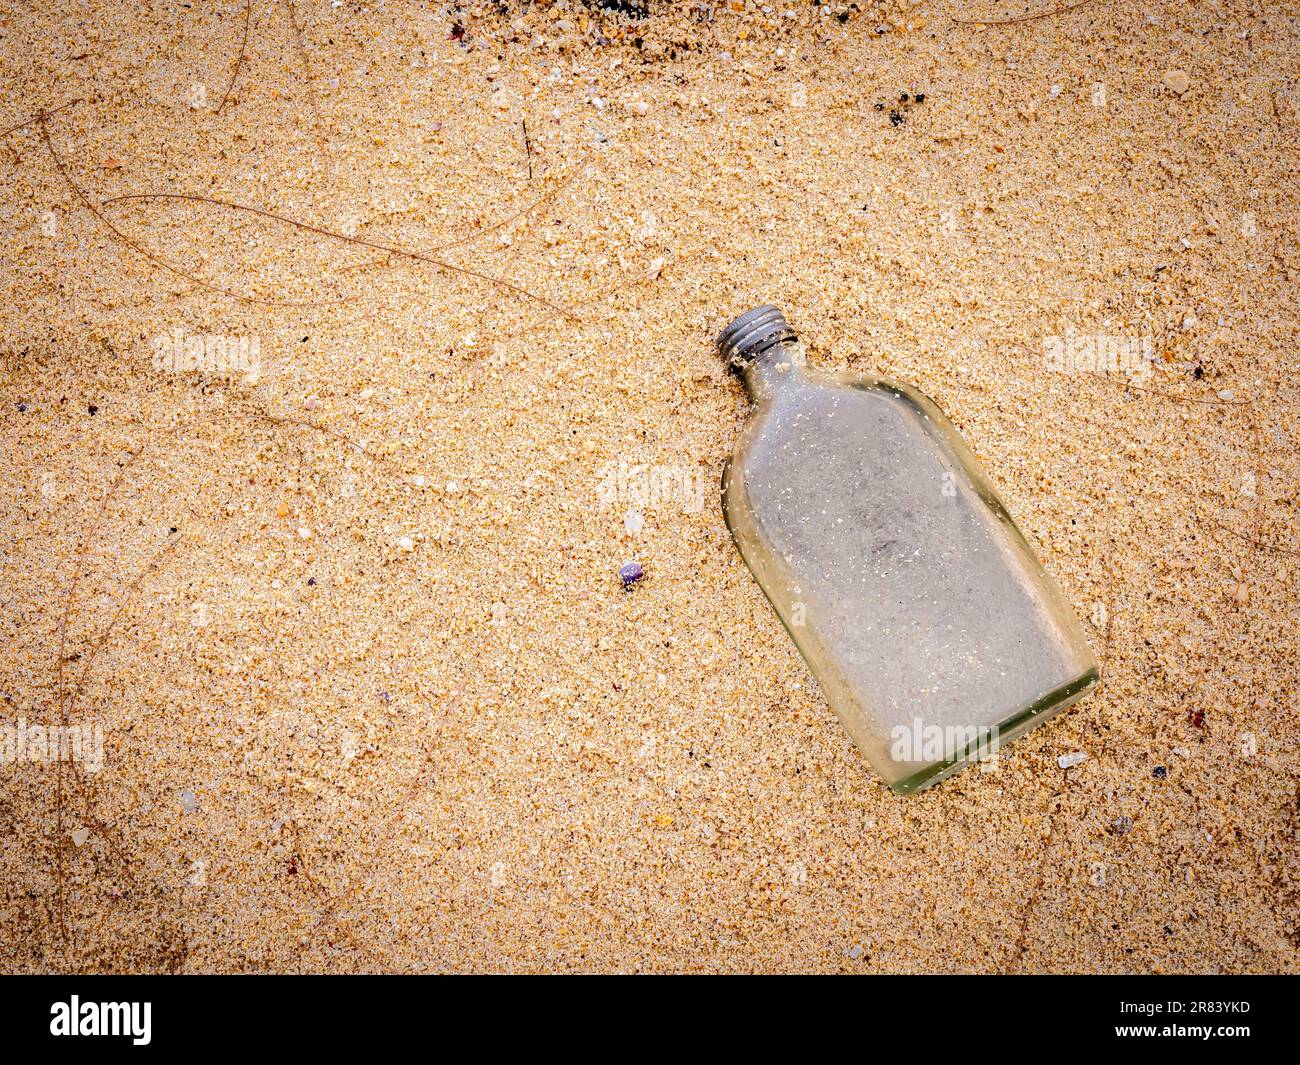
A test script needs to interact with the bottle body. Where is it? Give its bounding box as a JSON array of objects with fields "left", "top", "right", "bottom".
[{"left": 720, "top": 311, "right": 1098, "bottom": 794}]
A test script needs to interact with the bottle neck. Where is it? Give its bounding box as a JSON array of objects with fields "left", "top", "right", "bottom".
[{"left": 740, "top": 339, "right": 807, "bottom": 401}]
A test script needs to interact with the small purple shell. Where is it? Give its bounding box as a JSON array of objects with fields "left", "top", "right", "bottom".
[{"left": 618, "top": 561, "right": 644, "bottom": 589}]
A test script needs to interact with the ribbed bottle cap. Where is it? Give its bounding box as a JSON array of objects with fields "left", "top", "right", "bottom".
[{"left": 716, "top": 305, "right": 797, "bottom": 369}]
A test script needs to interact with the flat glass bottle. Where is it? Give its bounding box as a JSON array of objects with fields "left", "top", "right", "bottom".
[{"left": 718, "top": 305, "right": 1099, "bottom": 794}]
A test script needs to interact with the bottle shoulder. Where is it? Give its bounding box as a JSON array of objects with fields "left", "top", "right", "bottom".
[
  {"left": 744, "top": 365, "right": 936, "bottom": 408},
  {"left": 734, "top": 367, "right": 947, "bottom": 449},
  {"left": 726, "top": 364, "right": 1025, "bottom": 552},
  {"left": 808, "top": 366, "right": 935, "bottom": 407}
]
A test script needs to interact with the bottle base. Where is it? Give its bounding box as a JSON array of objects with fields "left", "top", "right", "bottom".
[{"left": 888, "top": 666, "right": 1102, "bottom": 796}]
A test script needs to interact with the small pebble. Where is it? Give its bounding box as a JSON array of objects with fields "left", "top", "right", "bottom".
[
  {"left": 180, "top": 789, "right": 199, "bottom": 813},
  {"left": 396, "top": 535, "right": 415, "bottom": 552},
  {"left": 1058, "top": 751, "right": 1087, "bottom": 769},
  {"left": 1109, "top": 815, "right": 1133, "bottom": 836},
  {"left": 619, "top": 560, "right": 644, "bottom": 589},
  {"left": 71, "top": 827, "right": 90, "bottom": 847},
  {"left": 1163, "top": 69, "right": 1191, "bottom": 95},
  {"left": 847, "top": 944, "right": 864, "bottom": 960},
  {"left": 624, "top": 508, "right": 644, "bottom": 535},
  {"left": 1152, "top": 765, "right": 1168, "bottom": 779}
]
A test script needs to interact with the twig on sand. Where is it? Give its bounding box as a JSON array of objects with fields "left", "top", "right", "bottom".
[
  {"left": 37, "top": 112, "right": 343, "bottom": 308},
  {"left": 51, "top": 450, "right": 187, "bottom": 962},
  {"left": 1204, "top": 514, "right": 1299, "bottom": 557},
  {"left": 289, "top": 159, "right": 584, "bottom": 281},
  {"left": 52, "top": 452, "right": 140, "bottom": 941},
  {"left": 15, "top": 99, "right": 581, "bottom": 317},
  {"left": 67, "top": 535, "right": 185, "bottom": 714},
  {"left": 0, "top": 98, "right": 81, "bottom": 138},
  {"left": 953, "top": 0, "right": 1096, "bottom": 26},
  {"left": 102, "top": 190, "right": 579, "bottom": 320},
  {"left": 216, "top": 0, "right": 253, "bottom": 114},
  {"left": 282, "top": 0, "right": 333, "bottom": 171}
]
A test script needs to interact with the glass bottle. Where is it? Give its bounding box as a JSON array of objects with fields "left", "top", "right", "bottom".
[{"left": 718, "top": 305, "right": 1099, "bottom": 794}]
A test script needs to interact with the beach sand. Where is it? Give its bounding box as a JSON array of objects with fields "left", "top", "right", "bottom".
[{"left": 0, "top": 0, "right": 1296, "bottom": 972}]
